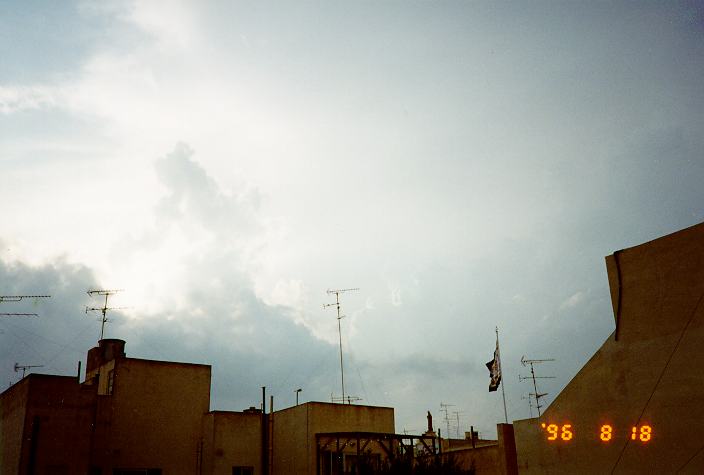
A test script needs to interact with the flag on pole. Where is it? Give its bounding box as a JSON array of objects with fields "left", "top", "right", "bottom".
[{"left": 486, "top": 340, "right": 502, "bottom": 392}]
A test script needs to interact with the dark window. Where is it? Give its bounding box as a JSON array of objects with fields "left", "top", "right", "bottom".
[
  {"left": 45, "top": 465, "right": 69, "bottom": 475},
  {"left": 232, "top": 467, "right": 254, "bottom": 475},
  {"left": 113, "top": 469, "right": 161, "bottom": 475},
  {"left": 107, "top": 369, "right": 115, "bottom": 395}
]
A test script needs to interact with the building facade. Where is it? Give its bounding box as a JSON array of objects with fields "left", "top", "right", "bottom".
[
  {"left": 1, "top": 339, "right": 398, "bottom": 475},
  {"left": 513, "top": 222, "right": 704, "bottom": 473}
]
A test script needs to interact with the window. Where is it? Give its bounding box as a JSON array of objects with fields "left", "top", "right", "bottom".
[
  {"left": 107, "top": 369, "right": 115, "bottom": 395},
  {"left": 113, "top": 469, "right": 161, "bottom": 475},
  {"left": 232, "top": 467, "right": 254, "bottom": 475}
]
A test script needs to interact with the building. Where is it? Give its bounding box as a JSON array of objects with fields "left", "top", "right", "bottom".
[
  {"left": 7, "top": 222, "right": 698, "bottom": 473},
  {"left": 0, "top": 338, "right": 407, "bottom": 474},
  {"left": 513, "top": 222, "right": 704, "bottom": 473},
  {"left": 439, "top": 425, "right": 517, "bottom": 474}
]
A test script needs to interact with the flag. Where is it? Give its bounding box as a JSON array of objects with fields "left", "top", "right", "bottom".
[{"left": 486, "top": 341, "right": 502, "bottom": 392}]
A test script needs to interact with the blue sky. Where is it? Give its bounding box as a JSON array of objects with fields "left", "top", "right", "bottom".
[{"left": 1, "top": 0, "right": 703, "bottom": 437}]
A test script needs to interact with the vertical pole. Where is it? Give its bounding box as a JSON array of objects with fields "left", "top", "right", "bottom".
[
  {"left": 335, "top": 292, "right": 346, "bottom": 404},
  {"left": 100, "top": 293, "right": 108, "bottom": 340},
  {"left": 77, "top": 360, "right": 82, "bottom": 383},
  {"left": 496, "top": 327, "right": 509, "bottom": 424},
  {"left": 262, "top": 386, "right": 268, "bottom": 475},
  {"left": 530, "top": 363, "right": 541, "bottom": 417},
  {"left": 270, "top": 395, "right": 274, "bottom": 475}
]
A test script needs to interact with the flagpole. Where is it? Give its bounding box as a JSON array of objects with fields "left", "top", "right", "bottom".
[{"left": 497, "top": 326, "right": 508, "bottom": 424}]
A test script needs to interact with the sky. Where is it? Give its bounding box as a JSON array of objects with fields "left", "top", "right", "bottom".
[{"left": 1, "top": 0, "right": 704, "bottom": 438}]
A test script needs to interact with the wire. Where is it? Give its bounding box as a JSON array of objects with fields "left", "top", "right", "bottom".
[
  {"left": 41, "top": 320, "right": 96, "bottom": 373},
  {"left": 676, "top": 443, "right": 704, "bottom": 473},
  {"left": 610, "top": 290, "right": 704, "bottom": 473}
]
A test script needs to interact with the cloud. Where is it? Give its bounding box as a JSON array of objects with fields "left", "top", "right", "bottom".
[
  {"left": 390, "top": 285, "right": 402, "bottom": 307},
  {"left": 0, "top": 86, "right": 60, "bottom": 114},
  {"left": 125, "top": 0, "right": 198, "bottom": 50},
  {"left": 0, "top": 256, "right": 101, "bottom": 387},
  {"left": 559, "top": 290, "right": 586, "bottom": 311}
]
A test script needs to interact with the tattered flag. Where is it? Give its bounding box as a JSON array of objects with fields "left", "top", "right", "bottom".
[{"left": 486, "top": 343, "right": 502, "bottom": 392}]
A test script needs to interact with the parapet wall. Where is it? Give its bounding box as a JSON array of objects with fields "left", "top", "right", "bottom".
[{"left": 514, "top": 222, "right": 704, "bottom": 473}]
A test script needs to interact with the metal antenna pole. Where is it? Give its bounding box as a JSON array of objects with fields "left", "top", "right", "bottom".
[
  {"left": 496, "top": 327, "right": 509, "bottom": 423},
  {"left": 521, "top": 394, "right": 534, "bottom": 418},
  {"left": 324, "top": 288, "right": 359, "bottom": 404},
  {"left": 335, "top": 291, "right": 344, "bottom": 403},
  {"left": 86, "top": 289, "right": 127, "bottom": 340},
  {"left": 440, "top": 402, "right": 454, "bottom": 439},
  {"left": 520, "top": 356, "right": 555, "bottom": 418},
  {"left": 452, "top": 411, "right": 465, "bottom": 439},
  {"left": 14, "top": 362, "right": 43, "bottom": 378},
  {"left": 529, "top": 363, "right": 540, "bottom": 416}
]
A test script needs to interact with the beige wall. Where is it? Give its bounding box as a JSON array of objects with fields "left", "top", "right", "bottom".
[
  {"left": 202, "top": 411, "right": 262, "bottom": 475},
  {"left": 448, "top": 444, "right": 500, "bottom": 474},
  {"left": 0, "top": 377, "right": 29, "bottom": 474},
  {"left": 272, "top": 402, "right": 395, "bottom": 475},
  {"left": 445, "top": 424, "right": 517, "bottom": 475},
  {"left": 515, "top": 222, "right": 704, "bottom": 473},
  {"left": 91, "top": 357, "right": 211, "bottom": 474},
  {"left": 0, "top": 374, "right": 95, "bottom": 474}
]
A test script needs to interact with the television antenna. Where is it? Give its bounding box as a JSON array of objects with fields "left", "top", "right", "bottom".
[
  {"left": 324, "top": 287, "right": 359, "bottom": 404},
  {"left": 521, "top": 393, "right": 535, "bottom": 418},
  {"left": 86, "top": 289, "right": 127, "bottom": 340},
  {"left": 520, "top": 356, "right": 555, "bottom": 417},
  {"left": 0, "top": 295, "right": 50, "bottom": 317},
  {"left": 440, "top": 402, "right": 455, "bottom": 438},
  {"left": 452, "top": 410, "right": 466, "bottom": 439},
  {"left": 14, "top": 362, "right": 43, "bottom": 378},
  {"left": 331, "top": 395, "right": 362, "bottom": 404}
]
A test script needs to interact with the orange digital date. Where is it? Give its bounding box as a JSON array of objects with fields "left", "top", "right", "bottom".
[{"left": 540, "top": 423, "right": 652, "bottom": 443}]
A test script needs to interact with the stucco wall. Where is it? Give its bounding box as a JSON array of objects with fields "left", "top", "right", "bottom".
[
  {"left": 0, "top": 377, "right": 29, "bottom": 474},
  {"left": 447, "top": 424, "right": 517, "bottom": 474},
  {"left": 91, "top": 357, "right": 211, "bottom": 474},
  {"left": 272, "top": 402, "right": 395, "bottom": 475},
  {"left": 202, "top": 411, "right": 262, "bottom": 475},
  {"left": 514, "top": 222, "right": 704, "bottom": 473},
  {"left": 1, "top": 374, "right": 95, "bottom": 474}
]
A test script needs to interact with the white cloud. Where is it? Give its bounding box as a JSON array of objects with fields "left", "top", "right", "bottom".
[
  {"left": 559, "top": 290, "right": 587, "bottom": 311},
  {"left": 127, "top": 0, "right": 199, "bottom": 50},
  {"left": 390, "top": 285, "right": 402, "bottom": 307},
  {"left": 0, "top": 85, "right": 60, "bottom": 114}
]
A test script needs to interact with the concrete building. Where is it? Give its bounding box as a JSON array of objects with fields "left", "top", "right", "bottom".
[
  {"left": 0, "top": 339, "right": 405, "bottom": 474},
  {"left": 6, "top": 222, "right": 699, "bottom": 473},
  {"left": 513, "top": 222, "right": 704, "bottom": 473},
  {"left": 441, "top": 425, "right": 517, "bottom": 474}
]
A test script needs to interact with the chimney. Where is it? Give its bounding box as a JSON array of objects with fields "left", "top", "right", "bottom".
[{"left": 86, "top": 339, "right": 126, "bottom": 374}]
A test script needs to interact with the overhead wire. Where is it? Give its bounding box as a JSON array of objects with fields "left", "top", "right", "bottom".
[{"left": 610, "top": 290, "right": 704, "bottom": 473}]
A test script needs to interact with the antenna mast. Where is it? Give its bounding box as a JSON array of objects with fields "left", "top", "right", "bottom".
[
  {"left": 324, "top": 287, "right": 359, "bottom": 404},
  {"left": 86, "top": 289, "right": 125, "bottom": 340},
  {"left": 521, "top": 393, "right": 535, "bottom": 418},
  {"left": 14, "top": 362, "right": 43, "bottom": 378},
  {"left": 452, "top": 410, "right": 466, "bottom": 439},
  {"left": 440, "top": 402, "right": 455, "bottom": 438},
  {"left": 520, "top": 356, "right": 555, "bottom": 417},
  {"left": 0, "top": 295, "right": 50, "bottom": 317}
]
